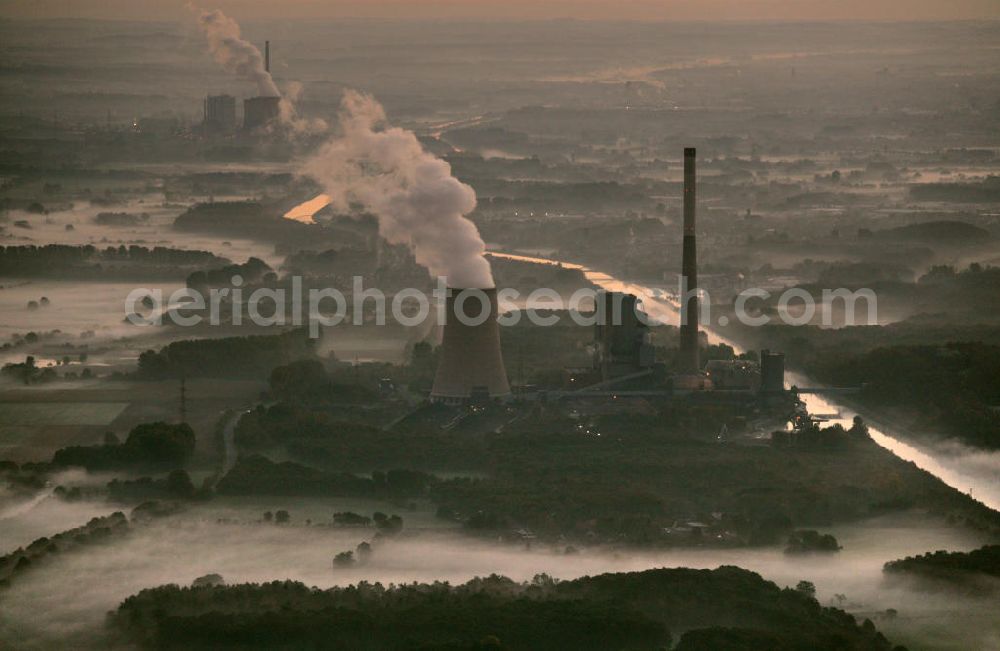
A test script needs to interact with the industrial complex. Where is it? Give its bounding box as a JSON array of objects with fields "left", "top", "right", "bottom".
[
  {"left": 202, "top": 40, "right": 280, "bottom": 133},
  {"left": 425, "top": 148, "right": 790, "bottom": 413}
]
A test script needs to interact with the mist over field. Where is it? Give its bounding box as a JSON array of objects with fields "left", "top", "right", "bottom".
[{"left": 0, "top": 501, "right": 995, "bottom": 649}]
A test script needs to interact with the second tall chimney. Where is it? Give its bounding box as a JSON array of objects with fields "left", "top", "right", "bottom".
[
  {"left": 679, "top": 147, "right": 700, "bottom": 374},
  {"left": 265, "top": 40, "right": 270, "bottom": 73}
]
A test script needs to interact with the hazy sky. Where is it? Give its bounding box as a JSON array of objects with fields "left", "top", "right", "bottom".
[{"left": 2, "top": 0, "right": 999, "bottom": 21}]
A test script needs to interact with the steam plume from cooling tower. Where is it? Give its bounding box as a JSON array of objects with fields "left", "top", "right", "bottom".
[
  {"left": 194, "top": 7, "right": 279, "bottom": 98},
  {"left": 302, "top": 91, "right": 494, "bottom": 289}
]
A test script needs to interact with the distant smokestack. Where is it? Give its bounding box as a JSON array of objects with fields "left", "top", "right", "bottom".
[
  {"left": 265, "top": 40, "right": 270, "bottom": 73},
  {"left": 679, "top": 147, "right": 700, "bottom": 374},
  {"left": 431, "top": 288, "right": 511, "bottom": 404}
]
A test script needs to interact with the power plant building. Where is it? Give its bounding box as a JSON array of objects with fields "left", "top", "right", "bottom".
[
  {"left": 423, "top": 147, "right": 787, "bottom": 409},
  {"left": 431, "top": 288, "right": 511, "bottom": 404},
  {"left": 243, "top": 96, "right": 281, "bottom": 131},
  {"left": 594, "top": 291, "right": 655, "bottom": 381},
  {"left": 760, "top": 350, "right": 785, "bottom": 393},
  {"left": 705, "top": 359, "right": 760, "bottom": 391},
  {"left": 241, "top": 39, "right": 281, "bottom": 132},
  {"left": 203, "top": 94, "right": 236, "bottom": 133}
]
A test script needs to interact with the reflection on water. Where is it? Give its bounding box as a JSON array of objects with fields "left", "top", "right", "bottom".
[
  {"left": 488, "top": 251, "right": 1000, "bottom": 511},
  {"left": 283, "top": 194, "right": 330, "bottom": 223}
]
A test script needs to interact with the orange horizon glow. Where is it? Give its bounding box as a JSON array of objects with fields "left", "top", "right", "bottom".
[{"left": 3, "top": 0, "right": 999, "bottom": 22}]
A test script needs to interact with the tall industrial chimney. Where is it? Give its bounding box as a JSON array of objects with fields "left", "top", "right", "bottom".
[
  {"left": 264, "top": 40, "right": 270, "bottom": 73},
  {"left": 431, "top": 288, "right": 511, "bottom": 404},
  {"left": 678, "top": 147, "right": 700, "bottom": 374}
]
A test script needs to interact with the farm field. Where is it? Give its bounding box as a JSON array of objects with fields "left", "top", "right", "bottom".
[
  {"left": 0, "top": 379, "right": 263, "bottom": 463},
  {"left": 0, "top": 402, "right": 129, "bottom": 427}
]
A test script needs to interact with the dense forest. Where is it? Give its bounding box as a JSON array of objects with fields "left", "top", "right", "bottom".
[
  {"left": 185, "top": 256, "right": 274, "bottom": 291},
  {"left": 110, "top": 567, "right": 900, "bottom": 650},
  {"left": 224, "top": 371, "right": 1000, "bottom": 545},
  {"left": 136, "top": 329, "right": 316, "bottom": 380},
  {"left": 214, "top": 455, "right": 433, "bottom": 498},
  {"left": 884, "top": 544, "right": 1000, "bottom": 592},
  {"left": 813, "top": 342, "right": 1000, "bottom": 450},
  {"left": 426, "top": 417, "right": 1000, "bottom": 545},
  {"left": 0, "top": 244, "right": 227, "bottom": 280},
  {"left": 52, "top": 422, "right": 195, "bottom": 472},
  {"left": 908, "top": 178, "right": 1000, "bottom": 203},
  {"left": 173, "top": 202, "right": 340, "bottom": 250}
]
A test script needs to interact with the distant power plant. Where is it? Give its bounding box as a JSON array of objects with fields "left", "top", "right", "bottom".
[
  {"left": 203, "top": 94, "right": 236, "bottom": 133},
  {"left": 431, "top": 288, "right": 511, "bottom": 404},
  {"left": 202, "top": 39, "right": 281, "bottom": 133},
  {"left": 243, "top": 40, "right": 281, "bottom": 131},
  {"left": 243, "top": 96, "right": 281, "bottom": 131}
]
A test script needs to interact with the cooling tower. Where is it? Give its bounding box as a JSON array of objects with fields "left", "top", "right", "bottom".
[{"left": 431, "top": 288, "right": 511, "bottom": 404}]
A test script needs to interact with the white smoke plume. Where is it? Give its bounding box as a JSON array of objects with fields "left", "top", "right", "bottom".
[
  {"left": 193, "top": 7, "right": 279, "bottom": 98},
  {"left": 302, "top": 91, "right": 494, "bottom": 289},
  {"left": 279, "top": 81, "right": 329, "bottom": 136}
]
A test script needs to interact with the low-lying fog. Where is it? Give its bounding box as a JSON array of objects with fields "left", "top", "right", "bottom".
[
  {"left": 0, "top": 279, "right": 182, "bottom": 347},
  {"left": 0, "top": 471, "right": 123, "bottom": 549},
  {"left": 4, "top": 194, "right": 280, "bottom": 268},
  {"left": 0, "top": 496, "right": 114, "bottom": 552},
  {"left": 0, "top": 496, "right": 994, "bottom": 650},
  {"left": 1, "top": 193, "right": 287, "bottom": 367}
]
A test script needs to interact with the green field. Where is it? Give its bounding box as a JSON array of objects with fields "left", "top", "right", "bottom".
[{"left": 0, "top": 402, "right": 129, "bottom": 427}]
